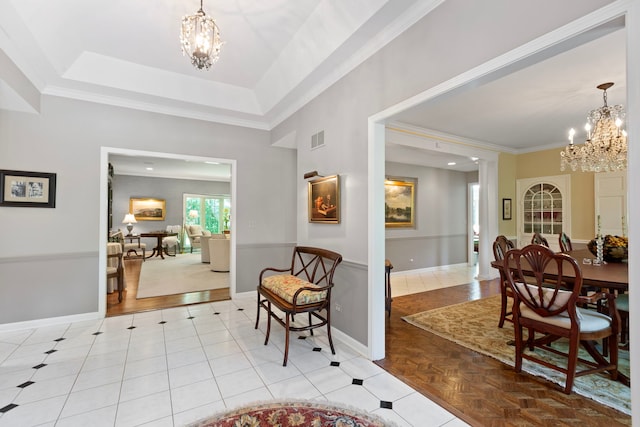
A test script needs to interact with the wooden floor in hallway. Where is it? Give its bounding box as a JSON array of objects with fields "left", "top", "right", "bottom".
[{"left": 106, "top": 257, "right": 230, "bottom": 317}]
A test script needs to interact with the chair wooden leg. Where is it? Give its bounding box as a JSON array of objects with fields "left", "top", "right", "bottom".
[
  {"left": 264, "top": 301, "right": 272, "bottom": 346},
  {"left": 564, "top": 337, "right": 580, "bottom": 394},
  {"left": 326, "top": 307, "right": 335, "bottom": 355},
  {"left": 308, "top": 313, "right": 314, "bottom": 336},
  {"left": 283, "top": 313, "right": 290, "bottom": 366},
  {"left": 498, "top": 285, "right": 507, "bottom": 328},
  {"left": 255, "top": 294, "right": 261, "bottom": 330},
  {"left": 513, "top": 323, "right": 523, "bottom": 373}
]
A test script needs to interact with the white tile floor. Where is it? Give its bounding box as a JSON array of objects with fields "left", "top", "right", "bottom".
[
  {"left": 391, "top": 263, "right": 479, "bottom": 298},
  {"left": 0, "top": 296, "right": 470, "bottom": 427}
]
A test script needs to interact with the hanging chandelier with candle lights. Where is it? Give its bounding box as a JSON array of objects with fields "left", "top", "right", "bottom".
[
  {"left": 560, "top": 82, "right": 627, "bottom": 173},
  {"left": 180, "top": 0, "right": 223, "bottom": 70}
]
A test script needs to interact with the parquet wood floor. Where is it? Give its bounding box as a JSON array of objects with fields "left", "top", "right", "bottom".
[
  {"left": 106, "top": 257, "right": 230, "bottom": 316},
  {"left": 376, "top": 278, "right": 631, "bottom": 427}
]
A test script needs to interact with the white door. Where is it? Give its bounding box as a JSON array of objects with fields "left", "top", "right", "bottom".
[{"left": 594, "top": 171, "right": 627, "bottom": 236}]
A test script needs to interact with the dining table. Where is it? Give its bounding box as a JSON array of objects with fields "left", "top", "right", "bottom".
[
  {"left": 141, "top": 231, "right": 178, "bottom": 259},
  {"left": 491, "top": 248, "right": 628, "bottom": 292}
]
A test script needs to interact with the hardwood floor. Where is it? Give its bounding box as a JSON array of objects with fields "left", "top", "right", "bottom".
[
  {"left": 376, "top": 278, "right": 631, "bottom": 426},
  {"left": 106, "top": 257, "right": 230, "bottom": 316}
]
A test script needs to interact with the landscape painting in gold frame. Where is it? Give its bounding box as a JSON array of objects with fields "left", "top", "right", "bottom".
[
  {"left": 308, "top": 175, "right": 340, "bottom": 223},
  {"left": 130, "top": 198, "right": 166, "bottom": 221},
  {"left": 385, "top": 179, "right": 415, "bottom": 228}
]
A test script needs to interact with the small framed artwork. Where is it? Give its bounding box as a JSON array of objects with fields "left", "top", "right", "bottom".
[
  {"left": 308, "top": 175, "right": 340, "bottom": 223},
  {"left": 385, "top": 178, "right": 415, "bottom": 228},
  {"left": 502, "top": 198, "right": 512, "bottom": 220},
  {"left": 130, "top": 198, "right": 166, "bottom": 220},
  {"left": 0, "top": 170, "right": 56, "bottom": 208}
]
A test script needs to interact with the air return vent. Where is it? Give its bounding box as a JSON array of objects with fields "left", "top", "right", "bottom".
[{"left": 311, "top": 131, "right": 324, "bottom": 149}]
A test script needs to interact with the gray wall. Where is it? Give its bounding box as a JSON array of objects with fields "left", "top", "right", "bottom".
[
  {"left": 112, "top": 174, "right": 231, "bottom": 235},
  {"left": 270, "top": 0, "right": 610, "bottom": 347},
  {"left": 0, "top": 0, "right": 612, "bottom": 343},
  {"left": 0, "top": 96, "right": 296, "bottom": 324},
  {"left": 385, "top": 162, "right": 469, "bottom": 272}
]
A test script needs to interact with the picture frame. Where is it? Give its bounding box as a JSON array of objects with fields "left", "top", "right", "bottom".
[
  {"left": 385, "top": 178, "right": 415, "bottom": 228},
  {"left": 130, "top": 198, "right": 166, "bottom": 220},
  {"left": 0, "top": 170, "right": 56, "bottom": 208},
  {"left": 308, "top": 175, "right": 340, "bottom": 223},
  {"left": 502, "top": 198, "right": 512, "bottom": 220}
]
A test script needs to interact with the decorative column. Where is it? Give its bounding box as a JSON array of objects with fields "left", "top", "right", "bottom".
[{"left": 477, "top": 158, "right": 499, "bottom": 280}]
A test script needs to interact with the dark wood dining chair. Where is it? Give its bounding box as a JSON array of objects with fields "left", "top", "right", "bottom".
[
  {"left": 531, "top": 232, "right": 550, "bottom": 247},
  {"left": 558, "top": 232, "right": 573, "bottom": 252},
  {"left": 492, "top": 235, "right": 515, "bottom": 328},
  {"left": 503, "top": 244, "right": 619, "bottom": 394},
  {"left": 255, "top": 246, "right": 343, "bottom": 366}
]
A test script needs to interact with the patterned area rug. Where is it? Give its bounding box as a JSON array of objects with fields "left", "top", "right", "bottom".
[
  {"left": 137, "top": 253, "right": 229, "bottom": 298},
  {"left": 187, "top": 400, "right": 396, "bottom": 427},
  {"left": 402, "top": 295, "right": 630, "bottom": 415}
]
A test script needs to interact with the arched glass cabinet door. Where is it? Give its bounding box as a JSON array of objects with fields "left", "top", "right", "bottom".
[{"left": 522, "top": 183, "right": 563, "bottom": 236}]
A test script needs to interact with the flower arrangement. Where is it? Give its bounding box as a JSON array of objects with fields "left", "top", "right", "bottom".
[{"left": 587, "top": 235, "right": 628, "bottom": 262}]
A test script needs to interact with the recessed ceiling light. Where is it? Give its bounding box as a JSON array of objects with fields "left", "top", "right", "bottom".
[
  {"left": 448, "top": 162, "right": 456, "bottom": 166},
  {"left": 471, "top": 157, "right": 479, "bottom": 161},
  {"left": 146, "top": 167, "right": 154, "bottom": 171}
]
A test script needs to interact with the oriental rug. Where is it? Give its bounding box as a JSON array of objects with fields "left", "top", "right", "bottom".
[
  {"left": 136, "top": 253, "right": 229, "bottom": 298},
  {"left": 402, "top": 295, "right": 631, "bottom": 415},
  {"left": 187, "top": 399, "right": 397, "bottom": 427}
]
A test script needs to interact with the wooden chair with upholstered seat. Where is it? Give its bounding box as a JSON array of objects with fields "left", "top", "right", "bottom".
[
  {"left": 503, "top": 244, "right": 619, "bottom": 394},
  {"left": 255, "top": 246, "right": 343, "bottom": 366},
  {"left": 531, "top": 232, "right": 550, "bottom": 247},
  {"left": 558, "top": 232, "right": 573, "bottom": 252},
  {"left": 492, "top": 235, "right": 515, "bottom": 328},
  {"left": 107, "top": 243, "right": 124, "bottom": 302}
]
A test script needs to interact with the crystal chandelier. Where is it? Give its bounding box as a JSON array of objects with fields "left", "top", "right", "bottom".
[
  {"left": 180, "top": 0, "right": 223, "bottom": 70},
  {"left": 560, "top": 82, "right": 628, "bottom": 173}
]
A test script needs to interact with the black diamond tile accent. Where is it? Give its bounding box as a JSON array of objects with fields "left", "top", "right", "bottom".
[
  {"left": 17, "top": 381, "right": 34, "bottom": 388},
  {"left": 32, "top": 363, "right": 47, "bottom": 369},
  {"left": 44, "top": 349, "right": 57, "bottom": 354},
  {"left": 159, "top": 321, "right": 167, "bottom": 324},
  {"left": 312, "top": 347, "right": 322, "bottom": 352},
  {"left": 187, "top": 316, "right": 195, "bottom": 319},
  {"left": 53, "top": 338, "right": 65, "bottom": 342},
  {"left": 92, "top": 332, "right": 103, "bottom": 335},
  {"left": 214, "top": 312, "right": 221, "bottom": 315},
  {"left": 127, "top": 326, "right": 136, "bottom": 330},
  {"left": 330, "top": 361, "right": 340, "bottom": 367},
  {"left": 298, "top": 336, "right": 307, "bottom": 340},
  {"left": 0, "top": 403, "right": 18, "bottom": 413},
  {"left": 380, "top": 401, "right": 393, "bottom": 409},
  {"left": 352, "top": 378, "right": 364, "bottom": 386},
  {"left": 237, "top": 308, "right": 244, "bottom": 311}
]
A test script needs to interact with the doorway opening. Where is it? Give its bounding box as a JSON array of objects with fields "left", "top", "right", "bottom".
[{"left": 100, "top": 147, "right": 237, "bottom": 317}]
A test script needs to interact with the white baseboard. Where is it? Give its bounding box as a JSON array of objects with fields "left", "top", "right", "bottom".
[
  {"left": 391, "top": 262, "right": 470, "bottom": 276},
  {"left": 0, "top": 312, "right": 102, "bottom": 333}
]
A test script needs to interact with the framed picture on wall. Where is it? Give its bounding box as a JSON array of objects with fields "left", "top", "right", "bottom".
[
  {"left": 308, "top": 175, "right": 340, "bottom": 223},
  {"left": 385, "top": 178, "right": 415, "bottom": 228},
  {"left": 503, "top": 198, "right": 512, "bottom": 220},
  {"left": 130, "top": 198, "right": 166, "bottom": 220},
  {"left": 0, "top": 170, "right": 56, "bottom": 208}
]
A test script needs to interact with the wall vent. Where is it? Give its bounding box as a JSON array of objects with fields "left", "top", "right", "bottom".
[{"left": 311, "top": 131, "right": 325, "bottom": 149}]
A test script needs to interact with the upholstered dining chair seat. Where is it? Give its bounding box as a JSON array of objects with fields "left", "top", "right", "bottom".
[
  {"left": 519, "top": 305, "right": 611, "bottom": 331},
  {"left": 261, "top": 274, "right": 328, "bottom": 305}
]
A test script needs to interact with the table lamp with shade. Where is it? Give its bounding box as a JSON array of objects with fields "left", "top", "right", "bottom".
[{"left": 122, "top": 213, "right": 137, "bottom": 235}]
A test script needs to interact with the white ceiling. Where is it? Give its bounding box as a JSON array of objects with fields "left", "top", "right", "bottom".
[{"left": 0, "top": 1, "right": 628, "bottom": 175}]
